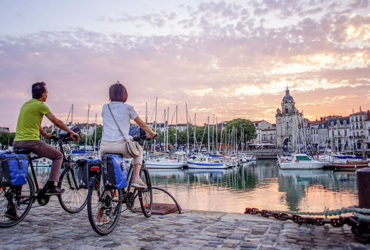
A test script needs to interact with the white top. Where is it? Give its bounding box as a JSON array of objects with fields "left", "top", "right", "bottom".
[{"left": 101, "top": 102, "right": 138, "bottom": 142}]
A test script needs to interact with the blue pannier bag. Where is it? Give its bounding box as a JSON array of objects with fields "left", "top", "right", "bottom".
[
  {"left": 0, "top": 152, "right": 29, "bottom": 186},
  {"left": 76, "top": 158, "right": 102, "bottom": 188},
  {"left": 129, "top": 126, "right": 146, "bottom": 141},
  {"left": 101, "top": 154, "right": 127, "bottom": 190}
]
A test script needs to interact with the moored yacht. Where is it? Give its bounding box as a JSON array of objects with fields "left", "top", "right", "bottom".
[{"left": 278, "top": 153, "right": 325, "bottom": 170}]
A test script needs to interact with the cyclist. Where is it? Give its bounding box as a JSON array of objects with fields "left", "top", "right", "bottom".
[
  {"left": 100, "top": 82, "right": 156, "bottom": 188},
  {"left": 10, "top": 82, "right": 79, "bottom": 219}
]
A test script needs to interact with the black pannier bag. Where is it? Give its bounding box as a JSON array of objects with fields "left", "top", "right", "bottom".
[
  {"left": 76, "top": 158, "right": 102, "bottom": 188},
  {"left": 0, "top": 152, "right": 29, "bottom": 186},
  {"left": 101, "top": 154, "right": 127, "bottom": 190}
]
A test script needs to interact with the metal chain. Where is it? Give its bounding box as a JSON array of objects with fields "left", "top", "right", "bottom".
[{"left": 245, "top": 206, "right": 370, "bottom": 227}]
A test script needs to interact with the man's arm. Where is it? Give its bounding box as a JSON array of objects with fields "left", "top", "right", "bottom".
[{"left": 45, "top": 112, "right": 79, "bottom": 140}]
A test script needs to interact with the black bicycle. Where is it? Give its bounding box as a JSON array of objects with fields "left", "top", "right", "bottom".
[
  {"left": 87, "top": 139, "right": 153, "bottom": 235},
  {"left": 0, "top": 130, "right": 88, "bottom": 227}
]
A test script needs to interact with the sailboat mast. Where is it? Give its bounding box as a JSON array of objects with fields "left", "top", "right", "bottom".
[
  {"left": 93, "top": 113, "right": 97, "bottom": 153},
  {"left": 71, "top": 104, "right": 74, "bottom": 125},
  {"left": 193, "top": 113, "right": 196, "bottom": 151},
  {"left": 145, "top": 102, "right": 148, "bottom": 124},
  {"left": 186, "top": 103, "right": 190, "bottom": 153},
  {"left": 154, "top": 97, "right": 158, "bottom": 153},
  {"left": 207, "top": 116, "right": 210, "bottom": 153},
  {"left": 360, "top": 107, "right": 366, "bottom": 159},
  {"left": 167, "top": 107, "right": 169, "bottom": 153},
  {"left": 85, "top": 104, "right": 90, "bottom": 150},
  {"left": 175, "top": 105, "right": 178, "bottom": 149}
]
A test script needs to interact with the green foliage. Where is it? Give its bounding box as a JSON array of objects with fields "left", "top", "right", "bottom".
[
  {"left": 78, "top": 126, "right": 102, "bottom": 145},
  {"left": 0, "top": 132, "right": 16, "bottom": 147},
  {"left": 225, "top": 118, "right": 256, "bottom": 142}
]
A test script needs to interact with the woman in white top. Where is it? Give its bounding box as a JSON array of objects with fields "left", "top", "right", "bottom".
[{"left": 100, "top": 82, "right": 156, "bottom": 188}]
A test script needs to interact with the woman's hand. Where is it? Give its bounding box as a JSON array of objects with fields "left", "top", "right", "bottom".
[{"left": 147, "top": 133, "right": 157, "bottom": 139}]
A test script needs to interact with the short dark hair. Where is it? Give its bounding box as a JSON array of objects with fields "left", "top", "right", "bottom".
[
  {"left": 109, "top": 82, "right": 128, "bottom": 102},
  {"left": 32, "top": 82, "right": 46, "bottom": 99}
]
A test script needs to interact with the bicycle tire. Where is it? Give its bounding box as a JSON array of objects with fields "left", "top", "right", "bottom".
[
  {"left": 0, "top": 175, "right": 35, "bottom": 227},
  {"left": 87, "top": 176, "right": 123, "bottom": 236},
  {"left": 57, "top": 166, "right": 88, "bottom": 213},
  {"left": 138, "top": 166, "right": 152, "bottom": 217}
]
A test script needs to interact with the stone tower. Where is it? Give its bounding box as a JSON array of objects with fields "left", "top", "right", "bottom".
[{"left": 276, "top": 88, "right": 303, "bottom": 151}]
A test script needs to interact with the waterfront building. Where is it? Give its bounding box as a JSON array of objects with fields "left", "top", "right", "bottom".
[
  {"left": 307, "top": 120, "right": 329, "bottom": 152},
  {"left": 253, "top": 120, "right": 276, "bottom": 144},
  {"left": 275, "top": 88, "right": 304, "bottom": 151},
  {"left": 327, "top": 117, "right": 351, "bottom": 152},
  {"left": 0, "top": 127, "right": 10, "bottom": 133},
  {"left": 349, "top": 111, "right": 370, "bottom": 153}
]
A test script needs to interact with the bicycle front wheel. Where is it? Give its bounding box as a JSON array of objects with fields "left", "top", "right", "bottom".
[
  {"left": 58, "top": 166, "right": 88, "bottom": 213},
  {"left": 87, "top": 176, "right": 123, "bottom": 236},
  {"left": 0, "top": 175, "right": 35, "bottom": 227},
  {"left": 138, "top": 167, "right": 153, "bottom": 217}
]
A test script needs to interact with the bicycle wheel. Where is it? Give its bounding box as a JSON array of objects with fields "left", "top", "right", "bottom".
[
  {"left": 138, "top": 166, "right": 152, "bottom": 217},
  {"left": 0, "top": 175, "right": 35, "bottom": 227},
  {"left": 57, "top": 164, "right": 88, "bottom": 213},
  {"left": 87, "top": 175, "right": 123, "bottom": 236}
]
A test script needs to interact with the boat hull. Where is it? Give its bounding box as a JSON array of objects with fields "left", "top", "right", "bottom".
[
  {"left": 278, "top": 160, "right": 326, "bottom": 170},
  {"left": 145, "top": 161, "right": 184, "bottom": 169},
  {"left": 187, "top": 161, "right": 227, "bottom": 169},
  {"left": 333, "top": 160, "right": 369, "bottom": 171}
]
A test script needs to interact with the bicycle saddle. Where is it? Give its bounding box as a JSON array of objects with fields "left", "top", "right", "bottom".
[{"left": 14, "top": 148, "right": 32, "bottom": 154}]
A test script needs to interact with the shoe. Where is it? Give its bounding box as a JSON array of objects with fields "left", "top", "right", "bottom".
[
  {"left": 44, "top": 186, "right": 65, "bottom": 196},
  {"left": 96, "top": 208, "right": 110, "bottom": 226},
  {"left": 131, "top": 182, "right": 147, "bottom": 189},
  {"left": 4, "top": 208, "right": 19, "bottom": 220}
]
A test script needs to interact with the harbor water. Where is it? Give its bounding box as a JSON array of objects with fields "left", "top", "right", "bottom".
[{"left": 35, "top": 159, "right": 358, "bottom": 214}]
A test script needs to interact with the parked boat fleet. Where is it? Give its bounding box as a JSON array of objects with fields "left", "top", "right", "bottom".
[
  {"left": 277, "top": 153, "right": 370, "bottom": 171},
  {"left": 27, "top": 149, "right": 369, "bottom": 172}
]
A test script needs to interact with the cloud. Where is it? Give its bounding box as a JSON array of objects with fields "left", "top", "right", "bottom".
[{"left": 0, "top": 1, "right": 369, "bottom": 130}]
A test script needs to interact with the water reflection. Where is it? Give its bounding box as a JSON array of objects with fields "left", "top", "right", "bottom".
[
  {"left": 33, "top": 160, "right": 359, "bottom": 213},
  {"left": 148, "top": 159, "right": 359, "bottom": 213}
]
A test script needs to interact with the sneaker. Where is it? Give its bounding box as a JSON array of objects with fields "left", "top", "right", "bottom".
[
  {"left": 96, "top": 208, "right": 110, "bottom": 226},
  {"left": 44, "top": 186, "right": 65, "bottom": 196},
  {"left": 131, "top": 182, "right": 147, "bottom": 189},
  {"left": 4, "top": 208, "right": 19, "bottom": 220}
]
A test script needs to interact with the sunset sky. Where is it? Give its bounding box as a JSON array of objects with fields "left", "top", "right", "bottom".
[{"left": 0, "top": 0, "right": 369, "bottom": 131}]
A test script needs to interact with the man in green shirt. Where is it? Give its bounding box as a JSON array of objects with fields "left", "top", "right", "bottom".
[{"left": 13, "top": 82, "right": 79, "bottom": 196}]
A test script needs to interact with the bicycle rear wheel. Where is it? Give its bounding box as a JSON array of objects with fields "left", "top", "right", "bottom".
[
  {"left": 87, "top": 176, "right": 123, "bottom": 236},
  {"left": 138, "top": 166, "right": 152, "bottom": 217},
  {"left": 58, "top": 164, "right": 88, "bottom": 213},
  {"left": 0, "top": 175, "right": 34, "bottom": 227}
]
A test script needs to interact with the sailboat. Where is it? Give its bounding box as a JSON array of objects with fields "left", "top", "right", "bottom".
[
  {"left": 187, "top": 116, "right": 228, "bottom": 169},
  {"left": 145, "top": 103, "right": 185, "bottom": 169}
]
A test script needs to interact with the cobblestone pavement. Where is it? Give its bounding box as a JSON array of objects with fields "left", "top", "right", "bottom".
[{"left": 0, "top": 198, "right": 369, "bottom": 250}]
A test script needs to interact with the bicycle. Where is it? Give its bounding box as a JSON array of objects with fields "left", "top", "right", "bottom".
[
  {"left": 87, "top": 137, "right": 153, "bottom": 236},
  {"left": 0, "top": 129, "right": 88, "bottom": 227}
]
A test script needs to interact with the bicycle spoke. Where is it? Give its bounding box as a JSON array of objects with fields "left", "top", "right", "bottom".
[
  {"left": 58, "top": 167, "right": 88, "bottom": 213},
  {"left": 87, "top": 176, "right": 122, "bottom": 236},
  {"left": 0, "top": 176, "right": 34, "bottom": 227}
]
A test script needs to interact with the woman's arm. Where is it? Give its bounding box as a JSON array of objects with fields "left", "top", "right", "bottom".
[{"left": 134, "top": 116, "right": 156, "bottom": 138}]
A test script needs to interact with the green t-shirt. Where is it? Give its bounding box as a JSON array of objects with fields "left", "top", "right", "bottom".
[{"left": 14, "top": 99, "right": 51, "bottom": 141}]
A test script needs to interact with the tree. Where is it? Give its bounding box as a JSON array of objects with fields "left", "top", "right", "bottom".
[
  {"left": 0, "top": 132, "right": 16, "bottom": 149},
  {"left": 225, "top": 118, "right": 256, "bottom": 143}
]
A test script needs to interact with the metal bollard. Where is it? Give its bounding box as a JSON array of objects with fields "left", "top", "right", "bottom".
[{"left": 357, "top": 168, "right": 370, "bottom": 208}]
